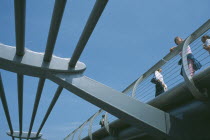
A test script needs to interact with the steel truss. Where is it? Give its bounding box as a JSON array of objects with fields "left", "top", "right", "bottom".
[{"left": 0, "top": 0, "right": 210, "bottom": 140}]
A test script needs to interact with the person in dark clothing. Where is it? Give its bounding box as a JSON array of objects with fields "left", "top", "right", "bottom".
[
  {"left": 154, "top": 68, "right": 167, "bottom": 97},
  {"left": 99, "top": 115, "right": 105, "bottom": 127}
]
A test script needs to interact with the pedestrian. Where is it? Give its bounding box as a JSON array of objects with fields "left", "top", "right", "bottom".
[
  {"left": 99, "top": 115, "right": 105, "bottom": 127},
  {"left": 201, "top": 35, "right": 210, "bottom": 54},
  {"left": 170, "top": 36, "right": 201, "bottom": 76},
  {"left": 154, "top": 68, "right": 167, "bottom": 97}
]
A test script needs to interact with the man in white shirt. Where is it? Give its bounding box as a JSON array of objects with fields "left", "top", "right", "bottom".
[{"left": 155, "top": 68, "right": 167, "bottom": 97}]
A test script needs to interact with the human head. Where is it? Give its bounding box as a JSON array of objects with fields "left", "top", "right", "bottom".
[
  {"left": 201, "top": 35, "right": 210, "bottom": 43},
  {"left": 174, "top": 36, "right": 183, "bottom": 45},
  {"left": 102, "top": 115, "right": 105, "bottom": 117},
  {"left": 157, "top": 68, "right": 162, "bottom": 72}
]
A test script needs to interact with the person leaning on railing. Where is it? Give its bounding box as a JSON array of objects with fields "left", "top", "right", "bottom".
[
  {"left": 201, "top": 35, "right": 210, "bottom": 54},
  {"left": 170, "top": 36, "right": 202, "bottom": 76},
  {"left": 154, "top": 68, "right": 167, "bottom": 97}
]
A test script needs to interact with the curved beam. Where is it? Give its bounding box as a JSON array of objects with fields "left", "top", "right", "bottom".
[
  {"left": 78, "top": 121, "right": 88, "bottom": 140},
  {"left": 7, "top": 131, "right": 42, "bottom": 139},
  {"left": 71, "top": 132, "right": 76, "bottom": 140},
  {"left": 64, "top": 115, "right": 94, "bottom": 140},
  {"left": 181, "top": 36, "right": 208, "bottom": 100},
  {"left": 88, "top": 110, "right": 103, "bottom": 140},
  {"left": 104, "top": 112, "right": 110, "bottom": 134},
  {"left": 0, "top": 44, "right": 86, "bottom": 77},
  {"left": 122, "top": 20, "right": 210, "bottom": 98}
]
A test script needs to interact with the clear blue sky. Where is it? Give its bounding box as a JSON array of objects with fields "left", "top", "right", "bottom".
[{"left": 0, "top": 0, "right": 209, "bottom": 139}]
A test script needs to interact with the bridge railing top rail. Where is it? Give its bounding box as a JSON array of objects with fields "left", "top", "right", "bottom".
[{"left": 65, "top": 19, "right": 210, "bottom": 140}]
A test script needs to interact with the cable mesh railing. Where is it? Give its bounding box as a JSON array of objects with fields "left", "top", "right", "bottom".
[
  {"left": 78, "top": 122, "right": 89, "bottom": 140},
  {"left": 134, "top": 29, "right": 210, "bottom": 103},
  {"left": 89, "top": 114, "right": 104, "bottom": 135},
  {"left": 65, "top": 20, "right": 210, "bottom": 140}
]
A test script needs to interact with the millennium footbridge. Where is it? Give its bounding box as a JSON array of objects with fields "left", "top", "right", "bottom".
[{"left": 0, "top": 0, "right": 210, "bottom": 140}]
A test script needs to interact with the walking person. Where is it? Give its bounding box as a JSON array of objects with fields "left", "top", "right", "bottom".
[
  {"left": 170, "top": 36, "right": 201, "bottom": 76},
  {"left": 154, "top": 68, "right": 167, "bottom": 97}
]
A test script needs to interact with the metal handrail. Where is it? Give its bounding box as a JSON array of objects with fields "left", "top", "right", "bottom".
[
  {"left": 68, "top": 19, "right": 210, "bottom": 140},
  {"left": 78, "top": 121, "right": 89, "bottom": 140},
  {"left": 131, "top": 19, "right": 210, "bottom": 99},
  {"left": 88, "top": 110, "right": 103, "bottom": 140}
]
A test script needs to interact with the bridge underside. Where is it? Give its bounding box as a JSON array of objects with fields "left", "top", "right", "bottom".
[
  {"left": 0, "top": 0, "right": 210, "bottom": 140},
  {"left": 82, "top": 67, "right": 210, "bottom": 140}
]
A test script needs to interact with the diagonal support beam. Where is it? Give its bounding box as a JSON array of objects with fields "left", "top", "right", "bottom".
[
  {"left": 69, "top": 0, "right": 108, "bottom": 68},
  {"left": 44, "top": 0, "right": 67, "bottom": 62},
  {"left": 0, "top": 73, "right": 14, "bottom": 135},
  {"left": 27, "top": 78, "right": 45, "bottom": 138},
  {"left": 49, "top": 74, "right": 188, "bottom": 139},
  {"left": 36, "top": 86, "right": 63, "bottom": 136},
  {"left": 17, "top": 74, "right": 24, "bottom": 137},
  {"left": 14, "top": 0, "right": 26, "bottom": 56}
]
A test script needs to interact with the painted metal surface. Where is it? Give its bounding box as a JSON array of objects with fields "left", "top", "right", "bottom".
[
  {"left": 49, "top": 74, "right": 184, "bottom": 139},
  {"left": 27, "top": 78, "right": 46, "bottom": 138},
  {"left": 88, "top": 109, "right": 103, "bottom": 140},
  {"left": 128, "top": 20, "right": 210, "bottom": 99},
  {"left": 7, "top": 131, "right": 42, "bottom": 139},
  {"left": 14, "top": 0, "right": 26, "bottom": 56},
  {"left": 0, "top": 0, "right": 209, "bottom": 139},
  {"left": 44, "top": 0, "right": 67, "bottom": 62},
  {"left": 104, "top": 112, "right": 110, "bottom": 134},
  {"left": 0, "top": 44, "right": 86, "bottom": 76},
  {"left": 17, "top": 74, "right": 24, "bottom": 136},
  {"left": 181, "top": 36, "right": 208, "bottom": 100},
  {"left": 81, "top": 66, "right": 210, "bottom": 140},
  {"left": 69, "top": 0, "right": 109, "bottom": 68},
  {"left": 0, "top": 74, "right": 14, "bottom": 135},
  {"left": 36, "top": 86, "right": 63, "bottom": 136},
  {"left": 71, "top": 132, "right": 76, "bottom": 140},
  {"left": 70, "top": 19, "right": 210, "bottom": 139},
  {"left": 78, "top": 121, "right": 89, "bottom": 140},
  {"left": 64, "top": 114, "right": 95, "bottom": 140}
]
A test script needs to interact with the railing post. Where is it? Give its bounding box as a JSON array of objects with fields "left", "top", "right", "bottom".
[
  {"left": 131, "top": 76, "right": 143, "bottom": 98},
  {"left": 71, "top": 131, "right": 76, "bottom": 140},
  {"left": 78, "top": 121, "right": 88, "bottom": 140},
  {"left": 104, "top": 112, "right": 110, "bottom": 134},
  {"left": 181, "top": 36, "right": 208, "bottom": 100},
  {"left": 88, "top": 110, "right": 103, "bottom": 140}
]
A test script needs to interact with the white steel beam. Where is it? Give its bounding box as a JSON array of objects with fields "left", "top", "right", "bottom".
[{"left": 49, "top": 74, "right": 186, "bottom": 139}]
